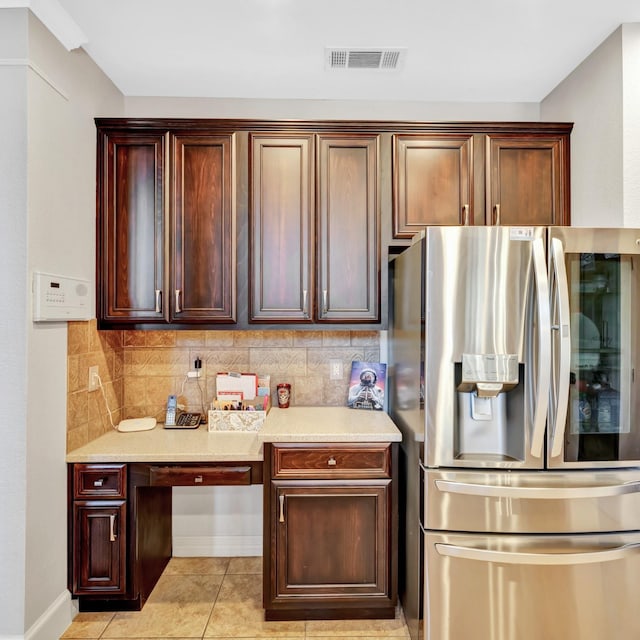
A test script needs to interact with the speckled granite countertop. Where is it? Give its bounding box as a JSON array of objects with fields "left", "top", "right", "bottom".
[{"left": 65, "top": 407, "right": 402, "bottom": 463}]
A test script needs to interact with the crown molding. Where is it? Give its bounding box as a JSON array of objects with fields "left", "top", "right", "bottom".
[{"left": 0, "top": 0, "right": 87, "bottom": 51}]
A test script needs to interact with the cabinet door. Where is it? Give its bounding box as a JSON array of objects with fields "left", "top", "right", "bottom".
[
  {"left": 249, "top": 134, "right": 314, "bottom": 322},
  {"left": 98, "top": 132, "right": 166, "bottom": 323},
  {"left": 73, "top": 501, "right": 126, "bottom": 595},
  {"left": 271, "top": 482, "right": 390, "bottom": 601},
  {"left": 317, "top": 135, "right": 380, "bottom": 322},
  {"left": 172, "top": 134, "right": 236, "bottom": 322},
  {"left": 486, "top": 134, "right": 570, "bottom": 226},
  {"left": 393, "top": 134, "right": 473, "bottom": 237}
]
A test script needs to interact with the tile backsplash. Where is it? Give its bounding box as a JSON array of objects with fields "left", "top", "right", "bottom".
[{"left": 67, "top": 321, "right": 380, "bottom": 451}]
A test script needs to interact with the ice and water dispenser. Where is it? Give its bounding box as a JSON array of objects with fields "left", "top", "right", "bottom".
[{"left": 455, "top": 353, "right": 525, "bottom": 461}]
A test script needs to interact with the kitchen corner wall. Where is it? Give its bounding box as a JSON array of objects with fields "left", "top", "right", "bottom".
[{"left": 67, "top": 320, "right": 380, "bottom": 451}]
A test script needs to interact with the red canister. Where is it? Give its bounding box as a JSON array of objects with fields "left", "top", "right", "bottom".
[{"left": 277, "top": 383, "right": 291, "bottom": 408}]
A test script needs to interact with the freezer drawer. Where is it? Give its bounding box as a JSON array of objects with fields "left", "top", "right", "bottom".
[
  {"left": 424, "top": 531, "right": 640, "bottom": 640},
  {"left": 424, "top": 467, "right": 640, "bottom": 533}
]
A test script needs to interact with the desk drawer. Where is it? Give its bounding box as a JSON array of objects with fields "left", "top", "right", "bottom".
[
  {"left": 149, "top": 465, "right": 252, "bottom": 486},
  {"left": 74, "top": 464, "right": 126, "bottom": 498},
  {"left": 272, "top": 443, "right": 391, "bottom": 479}
]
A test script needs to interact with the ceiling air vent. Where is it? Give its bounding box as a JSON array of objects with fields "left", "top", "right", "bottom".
[{"left": 326, "top": 48, "right": 406, "bottom": 71}]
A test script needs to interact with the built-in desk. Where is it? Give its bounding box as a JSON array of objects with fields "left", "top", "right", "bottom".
[{"left": 67, "top": 408, "right": 401, "bottom": 618}]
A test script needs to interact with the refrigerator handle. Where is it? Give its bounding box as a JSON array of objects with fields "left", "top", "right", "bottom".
[
  {"left": 530, "top": 237, "right": 551, "bottom": 458},
  {"left": 549, "top": 237, "right": 572, "bottom": 458},
  {"left": 435, "top": 542, "right": 640, "bottom": 566},
  {"left": 435, "top": 479, "right": 640, "bottom": 499}
]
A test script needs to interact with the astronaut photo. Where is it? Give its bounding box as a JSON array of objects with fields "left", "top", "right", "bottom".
[{"left": 348, "top": 366, "right": 385, "bottom": 410}]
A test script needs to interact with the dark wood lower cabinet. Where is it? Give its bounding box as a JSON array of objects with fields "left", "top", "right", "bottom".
[
  {"left": 263, "top": 443, "right": 398, "bottom": 620},
  {"left": 69, "top": 460, "right": 262, "bottom": 611},
  {"left": 72, "top": 501, "right": 126, "bottom": 595},
  {"left": 68, "top": 451, "right": 397, "bottom": 619},
  {"left": 69, "top": 463, "right": 173, "bottom": 611}
]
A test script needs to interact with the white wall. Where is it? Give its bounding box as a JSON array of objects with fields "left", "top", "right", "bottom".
[
  {"left": 125, "top": 95, "right": 540, "bottom": 121},
  {"left": 0, "top": 9, "right": 29, "bottom": 638},
  {"left": 0, "top": 8, "right": 123, "bottom": 639},
  {"left": 622, "top": 23, "right": 640, "bottom": 226},
  {"left": 541, "top": 27, "right": 624, "bottom": 228},
  {"left": 24, "top": 13, "right": 123, "bottom": 637}
]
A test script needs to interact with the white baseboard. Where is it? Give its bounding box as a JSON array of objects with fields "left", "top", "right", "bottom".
[
  {"left": 22, "top": 589, "right": 77, "bottom": 640},
  {"left": 172, "top": 535, "right": 262, "bottom": 557}
]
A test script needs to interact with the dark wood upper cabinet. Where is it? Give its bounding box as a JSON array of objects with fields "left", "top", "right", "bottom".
[
  {"left": 249, "top": 132, "right": 380, "bottom": 324},
  {"left": 96, "top": 119, "right": 571, "bottom": 329},
  {"left": 486, "top": 134, "right": 570, "bottom": 226},
  {"left": 172, "top": 134, "right": 235, "bottom": 322},
  {"left": 392, "top": 124, "right": 571, "bottom": 240},
  {"left": 97, "top": 125, "right": 236, "bottom": 328},
  {"left": 393, "top": 134, "right": 473, "bottom": 237},
  {"left": 317, "top": 135, "right": 380, "bottom": 322},
  {"left": 99, "top": 132, "right": 166, "bottom": 323},
  {"left": 249, "top": 135, "right": 314, "bottom": 322}
]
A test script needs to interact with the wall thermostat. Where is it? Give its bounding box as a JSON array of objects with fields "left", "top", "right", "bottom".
[{"left": 32, "top": 271, "right": 92, "bottom": 321}]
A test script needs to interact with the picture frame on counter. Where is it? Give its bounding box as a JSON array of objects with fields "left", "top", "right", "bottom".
[{"left": 347, "top": 361, "right": 386, "bottom": 411}]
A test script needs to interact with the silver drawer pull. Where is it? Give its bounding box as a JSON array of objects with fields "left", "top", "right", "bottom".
[
  {"left": 109, "top": 515, "right": 117, "bottom": 542},
  {"left": 155, "top": 289, "right": 162, "bottom": 313},
  {"left": 328, "top": 457, "right": 337, "bottom": 466},
  {"left": 279, "top": 495, "right": 285, "bottom": 523},
  {"left": 93, "top": 478, "right": 104, "bottom": 487},
  {"left": 194, "top": 475, "right": 203, "bottom": 483}
]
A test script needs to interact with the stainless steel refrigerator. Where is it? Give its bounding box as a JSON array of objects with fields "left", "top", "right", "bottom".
[{"left": 389, "top": 226, "right": 640, "bottom": 640}]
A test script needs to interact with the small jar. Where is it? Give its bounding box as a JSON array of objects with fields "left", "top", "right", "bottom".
[{"left": 277, "top": 383, "right": 291, "bottom": 408}]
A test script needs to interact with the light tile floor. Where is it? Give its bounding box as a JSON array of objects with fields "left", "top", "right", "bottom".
[{"left": 61, "top": 557, "right": 409, "bottom": 640}]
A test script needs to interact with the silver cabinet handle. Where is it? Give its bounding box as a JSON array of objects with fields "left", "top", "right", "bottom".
[
  {"left": 462, "top": 204, "right": 469, "bottom": 226},
  {"left": 194, "top": 475, "right": 203, "bottom": 484},
  {"left": 435, "top": 542, "right": 640, "bottom": 566},
  {"left": 549, "top": 237, "right": 571, "bottom": 459},
  {"left": 435, "top": 479, "right": 640, "bottom": 499},
  {"left": 155, "top": 289, "right": 162, "bottom": 313},
  {"left": 302, "top": 289, "right": 308, "bottom": 315},
  {"left": 494, "top": 203, "right": 501, "bottom": 225},
  {"left": 322, "top": 290, "right": 328, "bottom": 314},
  {"left": 109, "top": 514, "right": 117, "bottom": 542},
  {"left": 328, "top": 456, "right": 337, "bottom": 466},
  {"left": 93, "top": 478, "right": 104, "bottom": 487},
  {"left": 278, "top": 495, "right": 285, "bottom": 523},
  {"left": 175, "top": 289, "right": 181, "bottom": 313},
  {"left": 530, "top": 236, "right": 551, "bottom": 459}
]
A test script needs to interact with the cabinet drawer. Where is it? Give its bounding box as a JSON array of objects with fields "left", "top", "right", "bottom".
[
  {"left": 149, "top": 465, "right": 252, "bottom": 486},
  {"left": 272, "top": 443, "right": 391, "bottom": 479},
  {"left": 74, "top": 464, "right": 126, "bottom": 498}
]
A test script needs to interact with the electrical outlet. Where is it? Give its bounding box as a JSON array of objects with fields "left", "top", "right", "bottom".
[
  {"left": 88, "top": 365, "right": 99, "bottom": 391},
  {"left": 329, "top": 359, "right": 343, "bottom": 380}
]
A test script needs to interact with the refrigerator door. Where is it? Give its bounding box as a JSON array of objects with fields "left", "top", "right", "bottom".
[
  {"left": 425, "top": 467, "right": 640, "bottom": 534},
  {"left": 548, "top": 227, "right": 640, "bottom": 468},
  {"left": 424, "top": 530, "right": 640, "bottom": 640},
  {"left": 422, "top": 226, "right": 549, "bottom": 469}
]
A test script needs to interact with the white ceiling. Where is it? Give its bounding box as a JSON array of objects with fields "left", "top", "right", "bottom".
[{"left": 31, "top": 0, "right": 640, "bottom": 102}]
